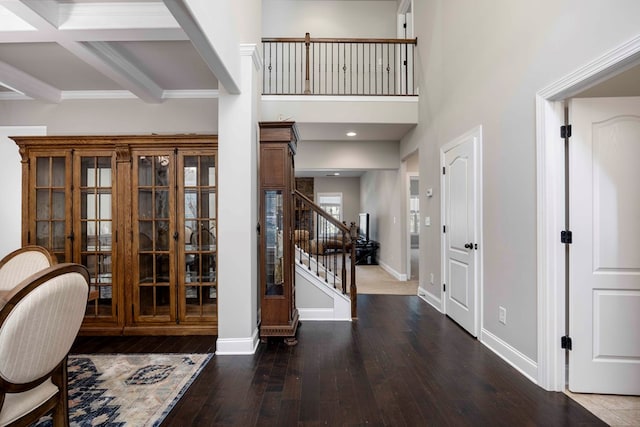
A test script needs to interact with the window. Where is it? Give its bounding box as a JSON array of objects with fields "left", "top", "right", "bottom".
[{"left": 317, "top": 192, "right": 343, "bottom": 237}]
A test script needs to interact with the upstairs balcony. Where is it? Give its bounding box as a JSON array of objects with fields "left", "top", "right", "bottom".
[{"left": 261, "top": 33, "right": 419, "bottom": 136}]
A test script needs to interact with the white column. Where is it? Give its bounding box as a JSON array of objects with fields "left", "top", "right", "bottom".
[{"left": 216, "top": 44, "right": 262, "bottom": 354}]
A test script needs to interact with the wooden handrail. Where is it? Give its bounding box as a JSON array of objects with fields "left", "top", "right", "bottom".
[
  {"left": 263, "top": 37, "right": 418, "bottom": 45},
  {"left": 294, "top": 190, "right": 351, "bottom": 237}
]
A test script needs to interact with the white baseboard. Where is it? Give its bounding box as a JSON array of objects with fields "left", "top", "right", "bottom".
[
  {"left": 378, "top": 259, "right": 407, "bottom": 281},
  {"left": 417, "top": 286, "right": 443, "bottom": 313},
  {"left": 215, "top": 328, "right": 259, "bottom": 355},
  {"left": 481, "top": 328, "right": 538, "bottom": 384},
  {"left": 298, "top": 308, "right": 351, "bottom": 321}
]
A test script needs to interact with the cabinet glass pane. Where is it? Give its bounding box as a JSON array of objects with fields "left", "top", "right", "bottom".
[
  {"left": 52, "top": 157, "right": 65, "bottom": 187},
  {"left": 79, "top": 155, "right": 114, "bottom": 319},
  {"left": 52, "top": 221, "right": 66, "bottom": 250},
  {"left": 156, "top": 221, "right": 170, "bottom": 251},
  {"left": 138, "top": 190, "right": 153, "bottom": 219},
  {"left": 139, "top": 221, "right": 153, "bottom": 250},
  {"left": 52, "top": 191, "right": 65, "bottom": 219},
  {"left": 182, "top": 154, "right": 216, "bottom": 319},
  {"left": 265, "top": 190, "right": 284, "bottom": 296},
  {"left": 36, "top": 190, "right": 50, "bottom": 219},
  {"left": 36, "top": 157, "right": 50, "bottom": 186},
  {"left": 155, "top": 189, "right": 169, "bottom": 218},
  {"left": 36, "top": 221, "right": 49, "bottom": 246},
  {"left": 139, "top": 253, "right": 154, "bottom": 283},
  {"left": 138, "top": 156, "right": 153, "bottom": 186},
  {"left": 140, "top": 286, "right": 170, "bottom": 316}
]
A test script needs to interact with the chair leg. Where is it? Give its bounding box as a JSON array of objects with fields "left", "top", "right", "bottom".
[{"left": 51, "top": 358, "right": 70, "bottom": 427}]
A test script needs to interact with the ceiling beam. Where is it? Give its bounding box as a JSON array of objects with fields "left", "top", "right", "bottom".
[
  {"left": 73, "top": 41, "right": 164, "bottom": 103},
  {"left": 163, "top": 0, "right": 240, "bottom": 94},
  {"left": 0, "top": 59, "right": 61, "bottom": 102}
]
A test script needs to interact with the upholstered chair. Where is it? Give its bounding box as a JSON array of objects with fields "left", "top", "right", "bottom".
[
  {"left": 0, "top": 263, "right": 89, "bottom": 427},
  {"left": 0, "top": 246, "right": 57, "bottom": 292}
]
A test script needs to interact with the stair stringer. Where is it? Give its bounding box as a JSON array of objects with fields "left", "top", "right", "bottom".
[{"left": 295, "top": 259, "right": 351, "bottom": 321}]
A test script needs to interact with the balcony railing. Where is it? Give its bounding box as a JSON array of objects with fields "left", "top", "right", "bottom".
[{"left": 262, "top": 33, "right": 417, "bottom": 96}]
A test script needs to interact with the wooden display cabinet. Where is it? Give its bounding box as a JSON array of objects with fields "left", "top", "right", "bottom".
[
  {"left": 258, "top": 122, "right": 299, "bottom": 345},
  {"left": 12, "top": 135, "right": 218, "bottom": 335}
]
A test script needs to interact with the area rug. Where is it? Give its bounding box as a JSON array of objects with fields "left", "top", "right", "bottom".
[{"left": 34, "top": 353, "right": 213, "bottom": 427}]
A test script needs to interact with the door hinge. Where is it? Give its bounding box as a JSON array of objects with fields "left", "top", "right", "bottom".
[
  {"left": 560, "top": 124, "right": 572, "bottom": 139},
  {"left": 443, "top": 283, "right": 446, "bottom": 292},
  {"left": 561, "top": 335, "right": 572, "bottom": 350},
  {"left": 403, "top": 22, "right": 407, "bottom": 29},
  {"left": 442, "top": 166, "right": 446, "bottom": 175},
  {"left": 561, "top": 230, "right": 572, "bottom": 244},
  {"left": 443, "top": 225, "right": 446, "bottom": 233}
]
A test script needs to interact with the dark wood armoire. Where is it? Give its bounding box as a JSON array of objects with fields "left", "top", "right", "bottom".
[{"left": 258, "top": 121, "right": 299, "bottom": 345}]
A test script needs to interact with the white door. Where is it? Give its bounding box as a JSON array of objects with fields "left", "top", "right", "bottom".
[
  {"left": 569, "top": 97, "right": 640, "bottom": 394},
  {"left": 442, "top": 127, "right": 480, "bottom": 337}
]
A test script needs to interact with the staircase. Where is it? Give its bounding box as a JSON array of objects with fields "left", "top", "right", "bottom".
[{"left": 293, "top": 190, "right": 357, "bottom": 320}]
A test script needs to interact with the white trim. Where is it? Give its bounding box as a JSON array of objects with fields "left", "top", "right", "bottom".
[
  {"left": 481, "top": 328, "right": 538, "bottom": 384},
  {"left": 261, "top": 95, "right": 419, "bottom": 103},
  {"left": 14, "top": 89, "right": 222, "bottom": 101},
  {"left": 378, "top": 259, "right": 407, "bottom": 281},
  {"left": 240, "top": 43, "right": 263, "bottom": 71},
  {"left": 162, "top": 89, "right": 219, "bottom": 99},
  {"left": 298, "top": 308, "right": 351, "bottom": 322},
  {"left": 58, "top": 2, "right": 181, "bottom": 31},
  {"left": 215, "top": 328, "right": 259, "bottom": 355},
  {"left": 417, "top": 286, "right": 443, "bottom": 312},
  {"left": 397, "top": 0, "right": 411, "bottom": 15},
  {"left": 539, "top": 34, "right": 640, "bottom": 101},
  {"left": 0, "top": 60, "right": 61, "bottom": 103},
  {"left": 536, "top": 33, "right": 640, "bottom": 391}
]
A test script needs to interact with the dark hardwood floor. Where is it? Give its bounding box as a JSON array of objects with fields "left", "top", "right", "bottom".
[{"left": 72, "top": 295, "right": 604, "bottom": 426}]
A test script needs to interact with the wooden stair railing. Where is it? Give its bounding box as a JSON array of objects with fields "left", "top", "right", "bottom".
[
  {"left": 263, "top": 33, "right": 418, "bottom": 96},
  {"left": 293, "top": 190, "right": 357, "bottom": 319}
]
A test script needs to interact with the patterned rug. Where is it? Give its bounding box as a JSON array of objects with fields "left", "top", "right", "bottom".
[{"left": 34, "top": 353, "right": 213, "bottom": 427}]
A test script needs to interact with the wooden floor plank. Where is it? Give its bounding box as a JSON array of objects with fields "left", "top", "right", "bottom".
[{"left": 71, "top": 295, "right": 606, "bottom": 426}]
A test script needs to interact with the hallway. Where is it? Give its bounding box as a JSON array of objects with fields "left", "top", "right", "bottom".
[{"left": 74, "top": 295, "right": 604, "bottom": 426}]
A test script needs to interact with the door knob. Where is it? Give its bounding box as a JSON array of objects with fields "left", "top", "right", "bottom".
[{"left": 464, "top": 243, "right": 473, "bottom": 249}]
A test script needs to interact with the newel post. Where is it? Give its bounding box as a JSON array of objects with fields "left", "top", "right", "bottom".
[
  {"left": 304, "top": 32, "right": 311, "bottom": 94},
  {"left": 350, "top": 221, "right": 357, "bottom": 319}
]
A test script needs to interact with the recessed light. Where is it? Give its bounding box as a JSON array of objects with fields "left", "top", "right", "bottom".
[
  {"left": 346, "top": 131, "right": 357, "bottom": 137},
  {"left": 333, "top": 172, "right": 340, "bottom": 176}
]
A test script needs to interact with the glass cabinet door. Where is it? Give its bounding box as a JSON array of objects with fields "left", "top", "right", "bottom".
[
  {"left": 76, "top": 154, "right": 116, "bottom": 321},
  {"left": 31, "top": 153, "right": 72, "bottom": 262},
  {"left": 132, "top": 152, "right": 175, "bottom": 323},
  {"left": 180, "top": 153, "right": 217, "bottom": 322},
  {"left": 264, "top": 190, "right": 284, "bottom": 297}
]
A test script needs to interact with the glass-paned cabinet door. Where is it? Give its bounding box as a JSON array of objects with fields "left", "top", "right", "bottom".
[
  {"left": 180, "top": 153, "right": 217, "bottom": 322},
  {"left": 264, "top": 190, "right": 284, "bottom": 297},
  {"left": 132, "top": 152, "right": 175, "bottom": 323},
  {"left": 29, "top": 152, "right": 72, "bottom": 263},
  {"left": 75, "top": 154, "right": 116, "bottom": 322}
]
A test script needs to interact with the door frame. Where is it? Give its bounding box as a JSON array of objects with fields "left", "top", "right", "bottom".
[
  {"left": 536, "top": 33, "right": 640, "bottom": 391},
  {"left": 440, "top": 125, "right": 483, "bottom": 337}
]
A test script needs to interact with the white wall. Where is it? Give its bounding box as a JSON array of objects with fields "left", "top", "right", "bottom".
[
  {"left": 360, "top": 169, "right": 404, "bottom": 277},
  {"left": 407, "top": 0, "right": 640, "bottom": 362},
  {"left": 314, "top": 177, "right": 361, "bottom": 226},
  {"left": 296, "top": 140, "right": 399, "bottom": 171},
  {"left": 0, "top": 126, "right": 46, "bottom": 258},
  {"left": 0, "top": 99, "right": 218, "bottom": 134},
  {"left": 263, "top": 0, "right": 397, "bottom": 38}
]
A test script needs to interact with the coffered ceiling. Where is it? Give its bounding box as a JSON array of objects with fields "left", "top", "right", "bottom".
[{"left": 0, "top": 0, "right": 218, "bottom": 102}]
